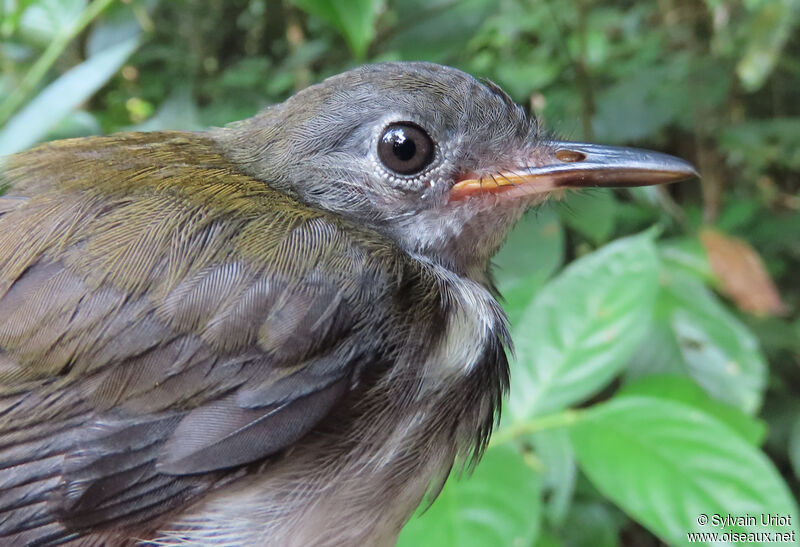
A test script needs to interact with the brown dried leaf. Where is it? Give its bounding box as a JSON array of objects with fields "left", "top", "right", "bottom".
[{"left": 700, "top": 227, "right": 786, "bottom": 317}]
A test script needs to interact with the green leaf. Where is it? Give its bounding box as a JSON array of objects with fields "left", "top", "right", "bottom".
[
  {"left": 715, "top": 198, "right": 762, "bottom": 232},
  {"left": 291, "top": 0, "right": 379, "bottom": 59},
  {"left": 665, "top": 276, "right": 766, "bottom": 413},
  {"left": 531, "top": 428, "right": 575, "bottom": 526},
  {"left": 509, "top": 231, "right": 660, "bottom": 419},
  {"left": 18, "top": 0, "right": 86, "bottom": 45},
  {"left": 85, "top": 0, "right": 142, "bottom": 57},
  {"left": 720, "top": 118, "right": 800, "bottom": 174},
  {"left": 617, "top": 374, "right": 767, "bottom": 445},
  {"left": 591, "top": 59, "right": 690, "bottom": 143},
  {"left": 398, "top": 446, "right": 541, "bottom": 547},
  {"left": 558, "top": 190, "right": 617, "bottom": 245},
  {"left": 625, "top": 320, "right": 685, "bottom": 379},
  {"left": 494, "top": 57, "right": 560, "bottom": 100},
  {"left": 658, "top": 237, "right": 713, "bottom": 285},
  {"left": 385, "top": 0, "right": 495, "bottom": 62},
  {"left": 43, "top": 109, "right": 101, "bottom": 141},
  {"left": 736, "top": 0, "right": 798, "bottom": 92},
  {"left": 627, "top": 260, "right": 767, "bottom": 414},
  {"left": 132, "top": 88, "right": 202, "bottom": 132},
  {"left": 571, "top": 397, "right": 799, "bottom": 546},
  {"left": 0, "top": 37, "right": 138, "bottom": 155},
  {"left": 494, "top": 207, "right": 564, "bottom": 325}
]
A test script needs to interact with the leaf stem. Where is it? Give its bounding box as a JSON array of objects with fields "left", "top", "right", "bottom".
[
  {"left": 489, "top": 409, "right": 583, "bottom": 448},
  {"left": 0, "top": 0, "right": 118, "bottom": 126}
]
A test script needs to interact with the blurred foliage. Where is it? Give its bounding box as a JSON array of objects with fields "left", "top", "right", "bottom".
[{"left": 1, "top": 0, "right": 799, "bottom": 545}]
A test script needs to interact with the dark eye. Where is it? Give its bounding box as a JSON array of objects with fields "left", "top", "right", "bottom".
[{"left": 377, "top": 122, "right": 434, "bottom": 176}]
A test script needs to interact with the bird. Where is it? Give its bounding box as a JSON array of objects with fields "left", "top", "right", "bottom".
[{"left": 0, "top": 62, "right": 696, "bottom": 546}]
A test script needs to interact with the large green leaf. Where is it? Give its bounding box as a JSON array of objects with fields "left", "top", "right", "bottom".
[
  {"left": 508, "top": 231, "right": 660, "bottom": 419},
  {"left": 571, "top": 397, "right": 799, "bottom": 546},
  {"left": 291, "top": 0, "right": 379, "bottom": 59},
  {"left": 617, "top": 374, "right": 766, "bottom": 445},
  {"left": 398, "top": 446, "right": 541, "bottom": 547},
  {"left": 85, "top": 0, "right": 144, "bottom": 57},
  {"left": 641, "top": 275, "right": 767, "bottom": 413},
  {"left": 494, "top": 207, "right": 564, "bottom": 325},
  {"left": 0, "top": 37, "right": 138, "bottom": 155},
  {"left": 658, "top": 237, "right": 714, "bottom": 285}
]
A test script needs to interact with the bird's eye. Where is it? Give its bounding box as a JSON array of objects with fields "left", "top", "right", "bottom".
[{"left": 377, "top": 122, "right": 434, "bottom": 176}]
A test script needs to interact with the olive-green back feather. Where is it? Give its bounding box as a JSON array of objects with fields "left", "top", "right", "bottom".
[{"left": 0, "top": 132, "right": 445, "bottom": 544}]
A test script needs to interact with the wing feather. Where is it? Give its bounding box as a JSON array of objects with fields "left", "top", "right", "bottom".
[{"left": 0, "top": 133, "right": 430, "bottom": 544}]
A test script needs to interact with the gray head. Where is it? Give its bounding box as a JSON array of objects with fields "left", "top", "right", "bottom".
[{"left": 215, "top": 62, "right": 696, "bottom": 280}]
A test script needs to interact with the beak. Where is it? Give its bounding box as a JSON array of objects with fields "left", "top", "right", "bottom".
[{"left": 449, "top": 141, "right": 698, "bottom": 201}]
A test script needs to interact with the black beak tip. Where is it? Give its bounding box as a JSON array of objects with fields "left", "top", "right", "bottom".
[{"left": 548, "top": 141, "right": 701, "bottom": 188}]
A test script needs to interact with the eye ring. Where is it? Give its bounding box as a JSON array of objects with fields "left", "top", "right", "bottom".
[{"left": 377, "top": 122, "right": 435, "bottom": 176}]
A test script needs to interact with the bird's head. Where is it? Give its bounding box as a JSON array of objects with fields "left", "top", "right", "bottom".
[{"left": 215, "top": 62, "right": 695, "bottom": 281}]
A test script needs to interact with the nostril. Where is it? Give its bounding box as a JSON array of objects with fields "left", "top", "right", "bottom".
[{"left": 556, "top": 149, "right": 587, "bottom": 163}]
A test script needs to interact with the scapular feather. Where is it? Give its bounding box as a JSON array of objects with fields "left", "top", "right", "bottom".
[{"left": 0, "top": 131, "right": 459, "bottom": 545}]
